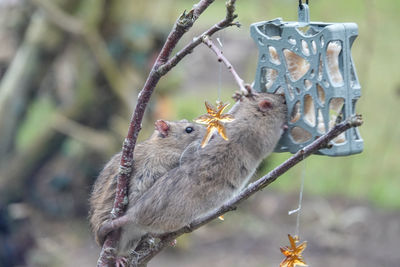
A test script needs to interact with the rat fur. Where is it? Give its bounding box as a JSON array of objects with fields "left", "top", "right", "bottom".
[
  {"left": 98, "top": 92, "right": 287, "bottom": 256},
  {"left": 89, "top": 119, "right": 205, "bottom": 246}
]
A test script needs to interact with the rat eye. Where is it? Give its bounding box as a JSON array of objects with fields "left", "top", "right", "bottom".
[{"left": 185, "top": 127, "right": 194, "bottom": 133}]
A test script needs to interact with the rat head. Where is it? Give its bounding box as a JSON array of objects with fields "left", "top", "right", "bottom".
[
  {"left": 153, "top": 119, "right": 205, "bottom": 149},
  {"left": 236, "top": 92, "right": 288, "bottom": 129}
]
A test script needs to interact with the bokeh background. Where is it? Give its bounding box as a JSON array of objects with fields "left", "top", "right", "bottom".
[{"left": 0, "top": 0, "right": 399, "bottom": 266}]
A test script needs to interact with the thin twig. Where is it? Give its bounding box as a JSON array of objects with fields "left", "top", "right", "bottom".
[
  {"left": 201, "top": 35, "right": 247, "bottom": 93},
  {"left": 97, "top": 1, "right": 239, "bottom": 266},
  {"left": 133, "top": 114, "right": 363, "bottom": 265},
  {"left": 158, "top": 1, "right": 239, "bottom": 75}
]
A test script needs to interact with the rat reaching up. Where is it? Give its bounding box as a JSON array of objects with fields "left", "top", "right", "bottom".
[
  {"left": 97, "top": 92, "right": 287, "bottom": 258},
  {"left": 89, "top": 119, "right": 205, "bottom": 248}
]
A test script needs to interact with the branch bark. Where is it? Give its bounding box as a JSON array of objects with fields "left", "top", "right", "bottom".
[
  {"left": 97, "top": 1, "right": 239, "bottom": 266},
  {"left": 132, "top": 114, "right": 363, "bottom": 265},
  {"left": 201, "top": 35, "right": 247, "bottom": 93}
]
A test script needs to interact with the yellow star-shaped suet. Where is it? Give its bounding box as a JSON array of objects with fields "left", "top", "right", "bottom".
[
  {"left": 280, "top": 234, "right": 308, "bottom": 267},
  {"left": 194, "top": 101, "right": 235, "bottom": 148}
]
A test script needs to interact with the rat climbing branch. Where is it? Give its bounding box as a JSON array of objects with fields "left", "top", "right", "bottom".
[
  {"left": 201, "top": 35, "right": 247, "bottom": 94},
  {"left": 134, "top": 114, "right": 364, "bottom": 265},
  {"left": 97, "top": 1, "right": 239, "bottom": 266}
]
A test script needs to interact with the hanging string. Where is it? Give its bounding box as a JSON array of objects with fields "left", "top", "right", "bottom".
[
  {"left": 288, "top": 154, "right": 306, "bottom": 237},
  {"left": 216, "top": 31, "right": 224, "bottom": 102}
]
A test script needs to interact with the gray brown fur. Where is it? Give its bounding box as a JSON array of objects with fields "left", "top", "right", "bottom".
[
  {"left": 106, "top": 92, "right": 287, "bottom": 255},
  {"left": 89, "top": 120, "right": 205, "bottom": 246}
]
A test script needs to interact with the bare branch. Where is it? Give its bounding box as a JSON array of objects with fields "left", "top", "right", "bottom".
[
  {"left": 158, "top": 0, "right": 239, "bottom": 75},
  {"left": 133, "top": 114, "right": 363, "bottom": 265},
  {"left": 97, "top": 1, "right": 239, "bottom": 266},
  {"left": 201, "top": 35, "right": 247, "bottom": 93}
]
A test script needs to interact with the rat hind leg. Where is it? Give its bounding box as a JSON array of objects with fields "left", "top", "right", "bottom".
[{"left": 97, "top": 215, "right": 131, "bottom": 245}]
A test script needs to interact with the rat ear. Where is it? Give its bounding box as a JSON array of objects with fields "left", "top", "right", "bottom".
[
  {"left": 258, "top": 99, "right": 273, "bottom": 111},
  {"left": 155, "top": 120, "right": 170, "bottom": 137}
]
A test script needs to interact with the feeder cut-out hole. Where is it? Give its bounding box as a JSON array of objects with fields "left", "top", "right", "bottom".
[
  {"left": 291, "top": 126, "right": 312, "bottom": 143},
  {"left": 260, "top": 54, "right": 267, "bottom": 62},
  {"left": 310, "top": 69, "right": 315, "bottom": 78},
  {"left": 311, "top": 40, "right": 317, "bottom": 54},
  {"left": 304, "top": 79, "right": 312, "bottom": 90},
  {"left": 304, "top": 94, "right": 316, "bottom": 127},
  {"left": 316, "top": 83, "right": 325, "bottom": 104},
  {"left": 329, "top": 98, "right": 346, "bottom": 143},
  {"left": 297, "top": 26, "right": 310, "bottom": 35},
  {"left": 285, "top": 76, "right": 295, "bottom": 100},
  {"left": 288, "top": 36, "right": 296, "bottom": 45},
  {"left": 301, "top": 40, "right": 310, "bottom": 56},
  {"left": 268, "top": 46, "right": 281, "bottom": 65},
  {"left": 258, "top": 37, "right": 264, "bottom": 46},
  {"left": 290, "top": 101, "right": 301, "bottom": 123},
  {"left": 283, "top": 49, "right": 310, "bottom": 82},
  {"left": 350, "top": 62, "right": 358, "bottom": 88},
  {"left": 318, "top": 54, "right": 323, "bottom": 81},
  {"left": 329, "top": 98, "right": 344, "bottom": 126},
  {"left": 276, "top": 86, "right": 284, "bottom": 95},
  {"left": 262, "top": 24, "right": 282, "bottom": 39},
  {"left": 326, "top": 41, "right": 344, "bottom": 86},
  {"left": 320, "top": 35, "right": 325, "bottom": 47},
  {"left": 295, "top": 87, "right": 301, "bottom": 94},
  {"left": 263, "top": 67, "right": 278, "bottom": 90},
  {"left": 317, "top": 109, "right": 326, "bottom": 134}
]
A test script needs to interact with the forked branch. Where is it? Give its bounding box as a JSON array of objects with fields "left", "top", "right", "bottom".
[{"left": 97, "top": 1, "right": 239, "bottom": 266}]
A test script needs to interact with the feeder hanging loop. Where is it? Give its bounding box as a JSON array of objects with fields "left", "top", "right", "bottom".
[
  {"left": 298, "top": 1, "right": 310, "bottom": 24},
  {"left": 299, "top": 0, "right": 309, "bottom": 9}
]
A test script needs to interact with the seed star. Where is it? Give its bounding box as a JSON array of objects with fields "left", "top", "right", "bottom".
[
  {"left": 194, "top": 100, "right": 235, "bottom": 148},
  {"left": 280, "top": 234, "right": 308, "bottom": 267}
]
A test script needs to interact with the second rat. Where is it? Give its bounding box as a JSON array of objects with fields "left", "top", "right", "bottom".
[
  {"left": 98, "top": 92, "right": 287, "bottom": 258},
  {"left": 89, "top": 119, "right": 205, "bottom": 250}
]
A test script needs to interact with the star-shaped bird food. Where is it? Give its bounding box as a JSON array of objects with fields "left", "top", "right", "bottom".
[
  {"left": 280, "top": 234, "right": 308, "bottom": 267},
  {"left": 194, "top": 100, "right": 235, "bottom": 148}
]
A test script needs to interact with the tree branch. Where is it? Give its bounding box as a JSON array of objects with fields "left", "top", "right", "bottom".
[
  {"left": 158, "top": 0, "right": 239, "bottom": 75},
  {"left": 132, "top": 114, "right": 363, "bottom": 265},
  {"left": 97, "top": 1, "right": 239, "bottom": 266},
  {"left": 201, "top": 35, "right": 247, "bottom": 93}
]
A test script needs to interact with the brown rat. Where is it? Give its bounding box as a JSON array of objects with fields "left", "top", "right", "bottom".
[
  {"left": 98, "top": 92, "right": 287, "bottom": 256},
  {"left": 89, "top": 119, "right": 205, "bottom": 246}
]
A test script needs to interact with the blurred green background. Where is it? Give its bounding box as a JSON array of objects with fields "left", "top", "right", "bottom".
[{"left": 0, "top": 0, "right": 399, "bottom": 266}]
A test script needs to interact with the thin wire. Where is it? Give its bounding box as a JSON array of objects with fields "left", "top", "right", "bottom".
[
  {"left": 216, "top": 31, "right": 224, "bottom": 102},
  {"left": 288, "top": 154, "right": 306, "bottom": 237},
  {"left": 295, "top": 158, "right": 306, "bottom": 236}
]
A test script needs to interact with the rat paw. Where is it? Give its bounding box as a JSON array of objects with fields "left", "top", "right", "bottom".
[{"left": 116, "top": 256, "right": 128, "bottom": 267}]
